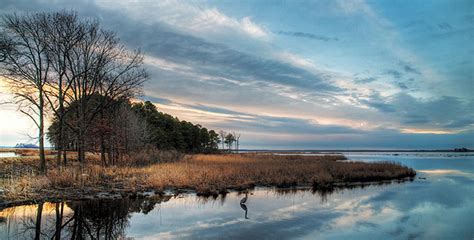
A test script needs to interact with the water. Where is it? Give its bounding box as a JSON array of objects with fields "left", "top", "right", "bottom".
[
  {"left": 0, "top": 152, "right": 473, "bottom": 239},
  {"left": 0, "top": 152, "right": 17, "bottom": 158}
]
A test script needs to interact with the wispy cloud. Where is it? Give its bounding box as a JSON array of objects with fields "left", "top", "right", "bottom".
[
  {"left": 274, "top": 30, "right": 338, "bottom": 41},
  {"left": 95, "top": 0, "right": 270, "bottom": 42}
]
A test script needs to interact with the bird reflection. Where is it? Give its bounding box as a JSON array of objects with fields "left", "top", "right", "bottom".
[
  {"left": 240, "top": 192, "right": 250, "bottom": 219},
  {"left": 240, "top": 202, "right": 248, "bottom": 219}
]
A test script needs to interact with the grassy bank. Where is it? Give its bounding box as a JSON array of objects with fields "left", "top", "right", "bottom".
[{"left": 0, "top": 153, "right": 415, "bottom": 203}]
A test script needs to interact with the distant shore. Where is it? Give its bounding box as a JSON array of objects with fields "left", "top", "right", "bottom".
[
  {"left": 0, "top": 152, "right": 416, "bottom": 209},
  {"left": 1, "top": 147, "right": 472, "bottom": 152},
  {"left": 238, "top": 149, "right": 473, "bottom": 153}
]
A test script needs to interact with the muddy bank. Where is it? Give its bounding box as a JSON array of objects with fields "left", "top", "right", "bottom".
[{"left": 0, "top": 175, "right": 415, "bottom": 210}]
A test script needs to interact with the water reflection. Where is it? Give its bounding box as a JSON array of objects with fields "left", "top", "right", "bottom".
[
  {"left": 0, "top": 183, "right": 411, "bottom": 240},
  {"left": 0, "top": 196, "right": 171, "bottom": 239},
  {"left": 0, "top": 152, "right": 17, "bottom": 158}
]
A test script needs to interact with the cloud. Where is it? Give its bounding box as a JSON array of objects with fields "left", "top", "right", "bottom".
[
  {"left": 402, "top": 64, "right": 421, "bottom": 75},
  {"left": 274, "top": 31, "right": 338, "bottom": 41},
  {"left": 397, "top": 82, "right": 409, "bottom": 90},
  {"left": 146, "top": 98, "right": 363, "bottom": 136},
  {"left": 391, "top": 94, "right": 473, "bottom": 130},
  {"left": 354, "top": 77, "right": 377, "bottom": 84},
  {"left": 438, "top": 22, "right": 453, "bottom": 31},
  {"left": 94, "top": 0, "right": 270, "bottom": 43},
  {"left": 384, "top": 69, "right": 402, "bottom": 79},
  {"left": 122, "top": 25, "right": 343, "bottom": 95},
  {"left": 142, "top": 96, "right": 474, "bottom": 149},
  {"left": 362, "top": 101, "right": 397, "bottom": 113},
  {"left": 442, "top": 118, "right": 474, "bottom": 129},
  {"left": 140, "top": 95, "right": 173, "bottom": 105},
  {"left": 358, "top": 92, "right": 397, "bottom": 113},
  {"left": 401, "top": 114, "right": 429, "bottom": 124},
  {"left": 358, "top": 92, "right": 474, "bottom": 131}
]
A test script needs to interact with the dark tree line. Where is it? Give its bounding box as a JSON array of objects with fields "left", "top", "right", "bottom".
[
  {"left": 48, "top": 99, "right": 221, "bottom": 163},
  {"left": 47, "top": 95, "right": 148, "bottom": 165},
  {"left": 132, "top": 101, "right": 220, "bottom": 153}
]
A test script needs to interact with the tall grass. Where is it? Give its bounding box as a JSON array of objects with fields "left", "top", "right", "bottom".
[{"left": 1, "top": 152, "right": 415, "bottom": 200}]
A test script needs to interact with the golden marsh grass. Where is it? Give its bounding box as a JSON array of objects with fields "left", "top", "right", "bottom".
[{"left": 0, "top": 152, "right": 415, "bottom": 200}]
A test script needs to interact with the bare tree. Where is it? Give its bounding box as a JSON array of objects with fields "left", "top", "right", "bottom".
[
  {"left": 233, "top": 132, "right": 241, "bottom": 153},
  {"left": 41, "top": 11, "right": 85, "bottom": 168},
  {"left": 59, "top": 17, "right": 147, "bottom": 164},
  {"left": 0, "top": 13, "right": 52, "bottom": 174},
  {"left": 94, "top": 51, "right": 148, "bottom": 164},
  {"left": 219, "top": 130, "right": 226, "bottom": 150},
  {"left": 224, "top": 133, "right": 235, "bottom": 152}
]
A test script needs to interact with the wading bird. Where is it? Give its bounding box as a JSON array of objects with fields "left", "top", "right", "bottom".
[{"left": 240, "top": 192, "right": 249, "bottom": 204}]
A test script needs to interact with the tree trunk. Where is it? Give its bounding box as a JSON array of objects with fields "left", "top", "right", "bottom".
[
  {"left": 101, "top": 137, "right": 106, "bottom": 166},
  {"left": 56, "top": 97, "right": 65, "bottom": 170},
  {"left": 39, "top": 90, "right": 47, "bottom": 175},
  {"left": 56, "top": 121, "right": 63, "bottom": 171},
  {"left": 78, "top": 137, "right": 85, "bottom": 164},
  {"left": 76, "top": 97, "right": 86, "bottom": 165},
  {"left": 108, "top": 148, "right": 113, "bottom": 166},
  {"left": 63, "top": 149, "right": 68, "bottom": 165},
  {"left": 77, "top": 134, "right": 86, "bottom": 174},
  {"left": 55, "top": 145, "right": 62, "bottom": 170},
  {"left": 100, "top": 110, "right": 107, "bottom": 166}
]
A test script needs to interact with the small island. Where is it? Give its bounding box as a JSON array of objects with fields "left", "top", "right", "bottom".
[{"left": 0, "top": 150, "right": 415, "bottom": 208}]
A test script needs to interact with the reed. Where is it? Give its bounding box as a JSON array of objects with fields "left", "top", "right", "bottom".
[{"left": 0, "top": 153, "right": 415, "bottom": 200}]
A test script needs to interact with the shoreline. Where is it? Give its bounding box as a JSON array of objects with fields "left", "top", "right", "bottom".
[
  {"left": 0, "top": 176, "right": 415, "bottom": 210},
  {"left": 0, "top": 153, "right": 416, "bottom": 209}
]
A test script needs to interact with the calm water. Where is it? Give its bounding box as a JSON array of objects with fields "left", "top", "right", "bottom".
[
  {"left": 0, "top": 152, "right": 17, "bottom": 158},
  {"left": 0, "top": 152, "right": 473, "bottom": 239}
]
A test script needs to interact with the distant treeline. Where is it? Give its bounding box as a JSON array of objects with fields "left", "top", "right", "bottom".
[
  {"left": 14, "top": 143, "right": 39, "bottom": 148},
  {"left": 133, "top": 101, "right": 220, "bottom": 153},
  {"left": 48, "top": 97, "right": 220, "bottom": 161}
]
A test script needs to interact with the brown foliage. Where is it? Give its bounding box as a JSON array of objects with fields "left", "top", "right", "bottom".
[{"left": 1, "top": 153, "right": 415, "bottom": 200}]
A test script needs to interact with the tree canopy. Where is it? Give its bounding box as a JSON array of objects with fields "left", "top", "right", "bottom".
[
  {"left": 48, "top": 100, "right": 220, "bottom": 156},
  {"left": 132, "top": 101, "right": 220, "bottom": 153}
]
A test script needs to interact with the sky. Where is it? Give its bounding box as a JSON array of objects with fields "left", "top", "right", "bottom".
[{"left": 0, "top": 0, "right": 473, "bottom": 149}]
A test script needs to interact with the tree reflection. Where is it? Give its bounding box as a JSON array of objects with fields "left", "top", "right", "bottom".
[
  {"left": 1, "top": 181, "right": 416, "bottom": 239},
  {"left": 67, "top": 199, "right": 130, "bottom": 239},
  {"left": 2, "top": 196, "right": 171, "bottom": 239},
  {"left": 53, "top": 202, "right": 64, "bottom": 240},
  {"left": 34, "top": 202, "right": 43, "bottom": 240}
]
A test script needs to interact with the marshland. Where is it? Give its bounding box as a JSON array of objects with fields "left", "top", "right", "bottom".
[
  {"left": 1, "top": 152, "right": 472, "bottom": 239},
  {"left": 0, "top": 150, "right": 415, "bottom": 204}
]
